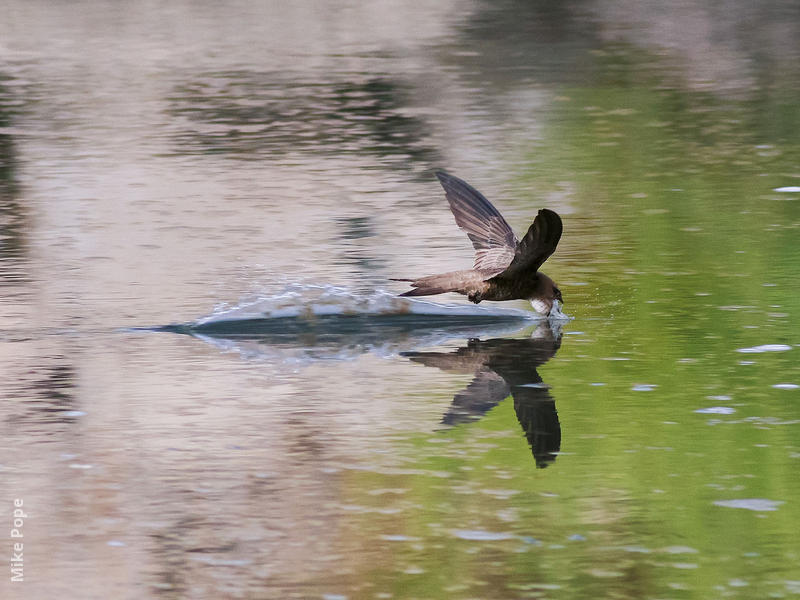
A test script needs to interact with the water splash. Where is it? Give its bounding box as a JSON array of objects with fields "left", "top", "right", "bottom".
[
  {"left": 199, "top": 284, "right": 536, "bottom": 324},
  {"left": 547, "top": 299, "right": 570, "bottom": 321},
  {"left": 163, "top": 284, "right": 566, "bottom": 363}
]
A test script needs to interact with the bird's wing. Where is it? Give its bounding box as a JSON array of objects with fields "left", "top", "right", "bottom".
[
  {"left": 435, "top": 171, "right": 517, "bottom": 275},
  {"left": 490, "top": 208, "right": 562, "bottom": 280},
  {"left": 403, "top": 350, "right": 488, "bottom": 374},
  {"left": 442, "top": 369, "right": 511, "bottom": 426}
]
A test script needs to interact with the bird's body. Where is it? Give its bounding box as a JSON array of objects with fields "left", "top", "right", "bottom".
[
  {"left": 398, "top": 268, "right": 557, "bottom": 305},
  {"left": 394, "top": 172, "right": 564, "bottom": 315}
]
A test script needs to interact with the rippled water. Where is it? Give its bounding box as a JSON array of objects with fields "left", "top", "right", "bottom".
[{"left": 2, "top": 2, "right": 800, "bottom": 599}]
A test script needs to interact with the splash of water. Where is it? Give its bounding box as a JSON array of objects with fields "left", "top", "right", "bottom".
[
  {"left": 547, "top": 299, "right": 570, "bottom": 321},
  {"left": 195, "top": 283, "right": 541, "bottom": 326},
  {"left": 168, "top": 284, "right": 568, "bottom": 364}
]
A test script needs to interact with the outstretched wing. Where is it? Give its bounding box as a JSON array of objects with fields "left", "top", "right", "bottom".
[
  {"left": 491, "top": 208, "right": 562, "bottom": 280},
  {"left": 403, "top": 348, "right": 511, "bottom": 426},
  {"left": 435, "top": 171, "right": 517, "bottom": 274}
]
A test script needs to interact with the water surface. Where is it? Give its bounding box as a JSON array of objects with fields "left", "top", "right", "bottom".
[{"left": 2, "top": 2, "right": 800, "bottom": 599}]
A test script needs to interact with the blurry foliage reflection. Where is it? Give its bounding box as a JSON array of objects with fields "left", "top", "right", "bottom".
[
  {"left": 0, "top": 72, "right": 28, "bottom": 286},
  {"left": 527, "top": 44, "right": 800, "bottom": 348},
  {"left": 167, "top": 73, "right": 438, "bottom": 169},
  {"left": 10, "top": 360, "right": 80, "bottom": 428}
]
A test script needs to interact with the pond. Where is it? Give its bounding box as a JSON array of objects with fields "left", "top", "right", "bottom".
[{"left": 1, "top": 1, "right": 799, "bottom": 599}]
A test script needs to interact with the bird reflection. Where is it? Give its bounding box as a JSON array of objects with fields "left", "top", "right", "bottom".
[{"left": 403, "top": 321, "right": 562, "bottom": 468}]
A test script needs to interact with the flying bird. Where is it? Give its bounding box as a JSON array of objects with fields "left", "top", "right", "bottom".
[{"left": 393, "top": 171, "right": 564, "bottom": 315}]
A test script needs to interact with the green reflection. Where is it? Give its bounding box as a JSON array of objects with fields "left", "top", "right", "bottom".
[{"left": 328, "top": 46, "right": 800, "bottom": 600}]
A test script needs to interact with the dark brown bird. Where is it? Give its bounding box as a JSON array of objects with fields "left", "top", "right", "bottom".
[{"left": 393, "top": 171, "right": 564, "bottom": 315}]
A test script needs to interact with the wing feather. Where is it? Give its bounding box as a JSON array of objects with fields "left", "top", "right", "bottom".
[
  {"left": 491, "top": 208, "right": 562, "bottom": 280},
  {"left": 435, "top": 171, "right": 516, "bottom": 274}
]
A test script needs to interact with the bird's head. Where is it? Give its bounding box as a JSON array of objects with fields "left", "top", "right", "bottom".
[{"left": 530, "top": 273, "right": 563, "bottom": 317}]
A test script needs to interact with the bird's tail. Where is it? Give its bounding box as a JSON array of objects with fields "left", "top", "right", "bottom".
[{"left": 390, "top": 271, "right": 473, "bottom": 297}]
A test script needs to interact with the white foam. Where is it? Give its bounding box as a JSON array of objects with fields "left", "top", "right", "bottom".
[
  {"left": 774, "top": 186, "right": 800, "bottom": 193},
  {"left": 196, "top": 284, "right": 540, "bottom": 325}
]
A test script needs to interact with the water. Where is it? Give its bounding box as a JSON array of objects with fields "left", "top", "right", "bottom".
[{"left": 2, "top": 2, "right": 800, "bottom": 599}]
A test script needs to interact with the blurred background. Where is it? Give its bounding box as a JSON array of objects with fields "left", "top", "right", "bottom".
[{"left": 1, "top": 1, "right": 799, "bottom": 598}]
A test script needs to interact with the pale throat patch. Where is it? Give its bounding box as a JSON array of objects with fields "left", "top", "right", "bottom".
[{"left": 530, "top": 298, "right": 550, "bottom": 315}]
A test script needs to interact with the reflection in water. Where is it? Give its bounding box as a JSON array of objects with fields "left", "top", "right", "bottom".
[
  {"left": 11, "top": 360, "right": 79, "bottom": 426},
  {"left": 404, "top": 321, "right": 562, "bottom": 467},
  {"left": 164, "top": 310, "right": 536, "bottom": 364},
  {"left": 336, "top": 216, "right": 386, "bottom": 287},
  {"left": 0, "top": 72, "right": 27, "bottom": 288},
  {"left": 452, "top": 0, "right": 599, "bottom": 87},
  {"left": 168, "top": 74, "right": 438, "bottom": 169}
]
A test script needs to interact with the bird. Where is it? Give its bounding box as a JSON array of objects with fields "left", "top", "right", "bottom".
[{"left": 393, "top": 171, "right": 564, "bottom": 315}]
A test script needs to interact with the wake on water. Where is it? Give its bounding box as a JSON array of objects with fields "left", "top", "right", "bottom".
[{"left": 159, "top": 284, "right": 570, "bottom": 363}]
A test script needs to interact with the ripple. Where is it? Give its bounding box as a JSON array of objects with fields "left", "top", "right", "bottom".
[
  {"left": 695, "top": 407, "right": 735, "bottom": 414},
  {"left": 587, "top": 568, "right": 624, "bottom": 578},
  {"left": 479, "top": 489, "right": 521, "bottom": 499},
  {"left": 661, "top": 545, "right": 699, "bottom": 554},
  {"left": 632, "top": 384, "right": 658, "bottom": 391},
  {"left": 737, "top": 344, "right": 792, "bottom": 353},
  {"left": 451, "top": 529, "right": 513, "bottom": 541},
  {"left": 189, "top": 556, "right": 253, "bottom": 566},
  {"left": 621, "top": 545, "right": 651, "bottom": 554},
  {"left": 713, "top": 498, "right": 784, "bottom": 511},
  {"left": 62, "top": 410, "right": 87, "bottom": 417}
]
